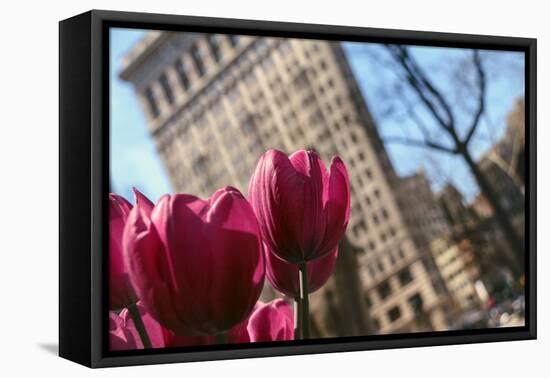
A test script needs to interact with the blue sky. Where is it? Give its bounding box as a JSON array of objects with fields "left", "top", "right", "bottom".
[
  {"left": 110, "top": 28, "right": 524, "bottom": 203},
  {"left": 110, "top": 28, "right": 172, "bottom": 203}
]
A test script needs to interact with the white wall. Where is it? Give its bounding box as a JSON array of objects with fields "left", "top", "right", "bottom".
[{"left": 0, "top": 0, "right": 546, "bottom": 375}]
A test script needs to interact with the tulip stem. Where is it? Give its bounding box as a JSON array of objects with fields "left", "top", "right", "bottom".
[
  {"left": 298, "top": 262, "right": 310, "bottom": 339},
  {"left": 128, "top": 303, "right": 152, "bottom": 348},
  {"left": 293, "top": 299, "right": 301, "bottom": 340}
]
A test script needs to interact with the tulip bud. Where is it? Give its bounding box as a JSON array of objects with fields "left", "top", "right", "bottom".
[
  {"left": 266, "top": 247, "right": 338, "bottom": 298},
  {"left": 110, "top": 302, "right": 215, "bottom": 350},
  {"left": 109, "top": 189, "right": 154, "bottom": 310},
  {"left": 118, "top": 302, "right": 166, "bottom": 349},
  {"left": 124, "top": 186, "right": 265, "bottom": 337},
  {"left": 246, "top": 299, "right": 294, "bottom": 342},
  {"left": 248, "top": 149, "right": 350, "bottom": 264},
  {"left": 109, "top": 311, "right": 139, "bottom": 351}
]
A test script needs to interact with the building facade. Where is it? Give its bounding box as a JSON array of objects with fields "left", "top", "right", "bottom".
[
  {"left": 398, "top": 170, "right": 450, "bottom": 247},
  {"left": 431, "top": 238, "right": 481, "bottom": 310},
  {"left": 477, "top": 98, "right": 525, "bottom": 218},
  {"left": 120, "top": 31, "right": 451, "bottom": 335}
]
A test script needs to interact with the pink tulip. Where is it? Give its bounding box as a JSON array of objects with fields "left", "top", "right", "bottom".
[
  {"left": 119, "top": 303, "right": 165, "bottom": 349},
  {"left": 266, "top": 247, "right": 338, "bottom": 298},
  {"left": 109, "top": 193, "right": 137, "bottom": 310},
  {"left": 246, "top": 299, "right": 294, "bottom": 342},
  {"left": 248, "top": 149, "right": 350, "bottom": 264},
  {"left": 118, "top": 302, "right": 166, "bottom": 349},
  {"left": 123, "top": 186, "right": 265, "bottom": 337},
  {"left": 109, "top": 302, "right": 163, "bottom": 351},
  {"left": 110, "top": 299, "right": 293, "bottom": 350},
  {"left": 109, "top": 190, "right": 154, "bottom": 310},
  {"left": 109, "top": 311, "right": 139, "bottom": 351},
  {"left": 110, "top": 302, "right": 216, "bottom": 350}
]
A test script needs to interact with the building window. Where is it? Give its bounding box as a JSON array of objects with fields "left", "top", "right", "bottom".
[
  {"left": 279, "top": 40, "right": 291, "bottom": 56},
  {"left": 372, "top": 317, "right": 380, "bottom": 331},
  {"left": 242, "top": 119, "right": 255, "bottom": 135},
  {"left": 378, "top": 281, "right": 391, "bottom": 299},
  {"left": 388, "top": 306, "right": 401, "bottom": 322},
  {"left": 408, "top": 293, "right": 424, "bottom": 313},
  {"left": 190, "top": 44, "right": 206, "bottom": 77},
  {"left": 365, "top": 195, "right": 371, "bottom": 206},
  {"left": 398, "top": 248, "right": 405, "bottom": 259},
  {"left": 398, "top": 267, "right": 413, "bottom": 286},
  {"left": 174, "top": 58, "right": 191, "bottom": 91},
  {"left": 352, "top": 219, "right": 367, "bottom": 237},
  {"left": 192, "top": 155, "right": 209, "bottom": 175},
  {"left": 364, "top": 294, "right": 372, "bottom": 308},
  {"left": 144, "top": 87, "right": 160, "bottom": 118},
  {"left": 368, "top": 265, "right": 376, "bottom": 277},
  {"left": 369, "top": 240, "right": 376, "bottom": 251},
  {"left": 207, "top": 34, "right": 222, "bottom": 62},
  {"left": 228, "top": 35, "right": 240, "bottom": 47},
  {"left": 159, "top": 73, "right": 174, "bottom": 105}
]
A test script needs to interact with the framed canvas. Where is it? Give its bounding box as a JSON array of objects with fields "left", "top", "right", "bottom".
[{"left": 59, "top": 9, "right": 536, "bottom": 368}]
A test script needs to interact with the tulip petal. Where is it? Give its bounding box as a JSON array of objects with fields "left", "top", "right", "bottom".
[
  {"left": 123, "top": 202, "right": 185, "bottom": 334},
  {"left": 249, "top": 150, "right": 306, "bottom": 262},
  {"left": 246, "top": 299, "right": 294, "bottom": 342},
  {"left": 133, "top": 187, "right": 155, "bottom": 217},
  {"left": 164, "top": 193, "right": 215, "bottom": 334},
  {"left": 109, "top": 311, "right": 139, "bottom": 351},
  {"left": 203, "top": 187, "right": 265, "bottom": 333},
  {"left": 320, "top": 156, "right": 351, "bottom": 256},
  {"left": 289, "top": 150, "right": 329, "bottom": 258},
  {"left": 266, "top": 246, "right": 338, "bottom": 298},
  {"left": 119, "top": 302, "right": 166, "bottom": 348},
  {"left": 109, "top": 193, "right": 136, "bottom": 310}
]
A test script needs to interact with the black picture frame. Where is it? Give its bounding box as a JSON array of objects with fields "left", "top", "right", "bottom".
[{"left": 59, "top": 9, "right": 537, "bottom": 368}]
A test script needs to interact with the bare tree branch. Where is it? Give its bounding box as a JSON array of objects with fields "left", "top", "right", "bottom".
[
  {"left": 385, "top": 45, "right": 456, "bottom": 136},
  {"left": 464, "top": 50, "right": 486, "bottom": 145},
  {"left": 396, "top": 45, "right": 456, "bottom": 129},
  {"left": 397, "top": 90, "right": 432, "bottom": 141},
  {"left": 383, "top": 135, "right": 458, "bottom": 154}
]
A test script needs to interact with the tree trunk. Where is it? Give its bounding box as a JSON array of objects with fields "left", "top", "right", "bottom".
[
  {"left": 461, "top": 146, "right": 524, "bottom": 276},
  {"left": 332, "top": 236, "right": 376, "bottom": 336}
]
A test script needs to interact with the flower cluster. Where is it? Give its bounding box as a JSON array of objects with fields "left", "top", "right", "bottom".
[{"left": 109, "top": 149, "right": 350, "bottom": 349}]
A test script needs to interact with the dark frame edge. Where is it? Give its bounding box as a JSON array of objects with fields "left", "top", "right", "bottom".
[
  {"left": 94, "top": 329, "right": 535, "bottom": 368},
  {"left": 79, "top": 9, "right": 536, "bottom": 368},
  {"left": 526, "top": 38, "right": 537, "bottom": 340},
  {"left": 59, "top": 11, "right": 94, "bottom": 368}
]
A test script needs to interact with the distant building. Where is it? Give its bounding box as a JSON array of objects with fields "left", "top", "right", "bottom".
[
  {"left": 120, "top": 31, "right": 452, "bottom": 335},
  {"left": 398, "top": 170, "right": 450, "bottom": 247},
  {"left": 477, "top": 98, "right": 525, "bottom": 217},
  {"left": 437, "top": 184, "right": 478, "bottom": 238},
  {"left": 431, "top": 237, "right": 481, "bottom": 310},
  {"left": 471, "top": 194, "right": 493, "bottom": 219}
]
